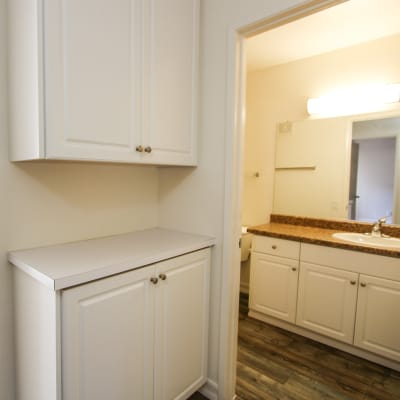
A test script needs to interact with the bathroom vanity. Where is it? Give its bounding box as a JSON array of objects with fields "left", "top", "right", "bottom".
[
  {"left": 9, "top": 229, "right": 215, "bottom": 400},
  {"left": 248, "top": 217, "right": 400, "bottom": 371}
]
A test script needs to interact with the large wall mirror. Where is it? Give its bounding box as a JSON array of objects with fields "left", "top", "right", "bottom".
[{"left": 273, "top": 112, "right": 400, "bottom": 224}]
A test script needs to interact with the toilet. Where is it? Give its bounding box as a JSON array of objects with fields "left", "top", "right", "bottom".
[{"left": 240, "top": 227, "right": 253, "bottom": 293}]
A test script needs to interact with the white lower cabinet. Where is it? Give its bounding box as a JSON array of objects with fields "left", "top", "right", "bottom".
[
  {"left": 249, "top": 252, "right": 299, "bottom": 323},
  {"left": 62, "top": 249, "right": 210, "bottom": 400},
  {"left": 154, "top": 252, "right": 210, "bottom": 400},
  {"left": 296, "top": 263, "right": 358, "bottom": 344},
  {"left": 354, "top": 274, "right": 400, "bottom": 362},
  {"left": 248, "top": 237, "right": 400, "bottom": 366},
  {"left": 62, "top": 266, "right": 155, "bottom": 400}
]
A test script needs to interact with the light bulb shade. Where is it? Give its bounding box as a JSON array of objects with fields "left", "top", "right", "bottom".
[{"left": 307, "top": 83, "right": 400, "bottom": 116}]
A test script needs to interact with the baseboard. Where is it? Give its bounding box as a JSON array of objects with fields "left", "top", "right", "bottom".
[
  {"left": 199, "top": 379, "right": 218, "bottom": 400},
  {"left": 249, "top": 310, "right": 400, "bottom": 372}
]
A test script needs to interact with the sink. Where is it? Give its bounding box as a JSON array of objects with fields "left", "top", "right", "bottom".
[{"left": 332, "top": 232, "right": 400, "bottom": 249}]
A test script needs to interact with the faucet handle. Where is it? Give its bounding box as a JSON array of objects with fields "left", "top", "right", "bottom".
[{"left": 378, "top": 217, "right": 387, "bottom": 224}]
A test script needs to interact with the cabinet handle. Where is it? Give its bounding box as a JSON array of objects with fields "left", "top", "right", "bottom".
[
  {"left": 360, "top": 282, "right": 367, "bottom": 287},
  {"left": 150, "top": 277, "right": 158, "bottom": 285},
  {"left": 350, "top": 280, "right": 356, "bottom": 285},
  {"left": 291, "top": 267, "right": 297, "bottom": 272},
  {"left": 144, "top": 146, "right": 152, "bottom": 153},
  {"left": 136, "top": 145, "right": 144, "bottom": 152},
  {"left": 159, "top": 273, "right": 167, "bottom": 281},
  {"left": 271, "top": 245, "right": 277, "bottom": 250}
]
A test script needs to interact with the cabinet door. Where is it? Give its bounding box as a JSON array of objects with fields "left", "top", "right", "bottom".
[
  {"left": 154, "top": 249, "right": 210, "bottom": 400},
  {"left": 61, "top": 266, "right": 154, "bottom": 400},
  {"left": 249, "top": 252, "right": 299, "bottom": 323},
  {"left": 354, "top": 275, "right": 400, "bottom": 362},
  {"left": 44, "top": 0, "right": 143, "bottom": 162},
  {"left": 296, "top": 262, "right": 358, "bottom": 344},
  {"left": 143, "top": 0, "right": 199, "bottom": 166}
]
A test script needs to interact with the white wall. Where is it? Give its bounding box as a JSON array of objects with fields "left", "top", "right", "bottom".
[
  {"left": 158, "top": 0, "right": 306, "bottom": 389},
  {"left": 244, "top": 33, "right": 400, "bottom": 224},
  {"left": 0, "top": 1, "right": 159, "bottom": 398},
  {"left": 241, "top": 76, "right": 276, "bottom": 226}
]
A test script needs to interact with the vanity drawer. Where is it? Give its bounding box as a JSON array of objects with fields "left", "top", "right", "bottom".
[{"left": 252, "top": 235, "right": 300, "bottom": 259}]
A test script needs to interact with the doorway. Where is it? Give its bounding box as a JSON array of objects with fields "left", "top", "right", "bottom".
[
  {"left": 349, "top": 136, "right": 396, "bottom": 223},
  {"left": 230, "top": 0, "right": 400, "bottom": 400}
]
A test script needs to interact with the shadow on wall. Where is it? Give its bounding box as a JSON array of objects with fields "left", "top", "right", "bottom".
[{"left": 6, "top": 161, "right": 160, "bottom": 249}]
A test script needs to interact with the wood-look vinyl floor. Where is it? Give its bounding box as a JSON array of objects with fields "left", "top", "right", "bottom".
[
  {"left": 236, "top": 293, "right": 400, "bottom": 400},
  {"left": 189, "top": 294, "right": 400, "bottom": 400}
]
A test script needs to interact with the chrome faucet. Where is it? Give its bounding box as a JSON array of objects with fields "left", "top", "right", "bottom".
[{"left": 371, "top": 217, "right": 387, "bottom": 237}]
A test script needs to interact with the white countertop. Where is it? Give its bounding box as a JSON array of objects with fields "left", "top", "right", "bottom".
[{"left": 8, "top": 228, "right": 216, "bottom": 290}]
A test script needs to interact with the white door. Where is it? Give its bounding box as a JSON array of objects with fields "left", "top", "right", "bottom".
[
  {"left": 249, "top": 252, "right": 299, "bottom": 323},
  {"left": 354, "top": 274, "right": 400, "bottom": 361},
  {"left": 154, "top": 249, "right": 210, "bottom": 400},
  {"left": 61, "top": 266, "right": 155, "bottom": 400},
  {"left": 44, "top": 0, "right": 143, "bottom": 162},
  {"left": 296, "top": 262, "right": 358, "bottom": 344},
  {"left": 143, "top": 0, "right": 199, "bottom": 166}
]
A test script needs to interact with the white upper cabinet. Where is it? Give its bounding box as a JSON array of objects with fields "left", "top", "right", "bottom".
[
  {"left": 143, "top": 0, "right": 199, "bottom": 165},
  {"left": 8, "top": 0, "right": 199, "bottom": 165}
]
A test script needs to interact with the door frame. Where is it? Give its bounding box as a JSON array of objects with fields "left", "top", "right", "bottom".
[{"left": 218, "top": 1, "right": 347, "bottom": 399}]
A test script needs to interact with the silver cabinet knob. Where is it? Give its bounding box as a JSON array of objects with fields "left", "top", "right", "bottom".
[
  {"left": 271, "top": 245, "right": 277, "bottom": 250},
  {"left": 291, "top": 267, "right": 297, "bottom": 272},
  {"left": 150, "top": 277, "right": 158, "bottom": 285},
  {"left": 136, "top": 145, "right": 144, "bottom": 152},
  {"left": 144, "top": 146, "right": 152, "bottom": 153},
  {"left": 159, "top": 273, "right": 167, "bottom": 281},
  {"left": 360, "top": 282, "right": 367, "bottom": 287},
  {"left": 350, "top": 280, "right": 357, "bottom": 285}
]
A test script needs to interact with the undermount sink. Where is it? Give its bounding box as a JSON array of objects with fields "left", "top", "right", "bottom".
[{"left": 332, "top": 232, "right": 400, "bottom": 249}]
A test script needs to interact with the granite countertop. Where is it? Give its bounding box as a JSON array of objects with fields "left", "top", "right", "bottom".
[{"left": 247, "top": 218, "right": 400, "bottom": 259}]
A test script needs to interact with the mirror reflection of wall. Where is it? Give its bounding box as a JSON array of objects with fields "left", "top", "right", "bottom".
[
  {"left": 351, "top": 117, "right": 400, "bottom": 224},
  {"left": 351, "top": 137, "right": 395, "bottom": 223},
  {"left": 271, "top": 115, "right": 400, "bottom": 225}
]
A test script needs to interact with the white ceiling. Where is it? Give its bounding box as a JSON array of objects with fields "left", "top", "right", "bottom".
[{"left": 246, "top": 0, "right": 400, "bottom": 71}]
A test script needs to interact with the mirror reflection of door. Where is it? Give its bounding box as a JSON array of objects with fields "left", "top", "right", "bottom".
[
  {"left": 350, "top": 136, "right": 396, "bottom": 223},
  {"left": 348, "top": 142, "right": 359, "bottom": 220}
]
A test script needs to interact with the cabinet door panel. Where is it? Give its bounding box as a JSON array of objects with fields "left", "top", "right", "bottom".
[
  {"left": 249, "top": 252, "right": 299, "bottom": 323},
  {"left": 44, "top": 0, "right": 142, "bottom": 161},
  {"left": 144, "top": 0, "right": 199, "bottom": 165},
  {"left": 62, "top": 267, "right": 154, "bottom": 400},
  {"left": 296, "top": 262, "right": 358, "bottom": 343},
  {"left": 154, "top": 249, "right": 210, "bottom": 400},
  {"left": 354, "top": 275, "right": 400, "bottom": 361}
]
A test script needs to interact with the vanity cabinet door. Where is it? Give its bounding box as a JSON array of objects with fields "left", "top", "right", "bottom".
[
  {"left": 61, "top": 266, "right": 155, "bottom": 400},
  {"left": 296, "top": 262, "right": 358, "bottom": 344},
  {"left": 354, "top": 275, "right": 400, "bottom": 362},
  {"left": 249, "top": 252, "right": 299, "bottom": 323},
  {"left": 154, "top": 249, "right": 210, "bottom": 400}
]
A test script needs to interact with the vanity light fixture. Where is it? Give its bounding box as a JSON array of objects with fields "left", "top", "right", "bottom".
[{"left": 307, "top": 83, "right": 400, "bottom": 116}]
